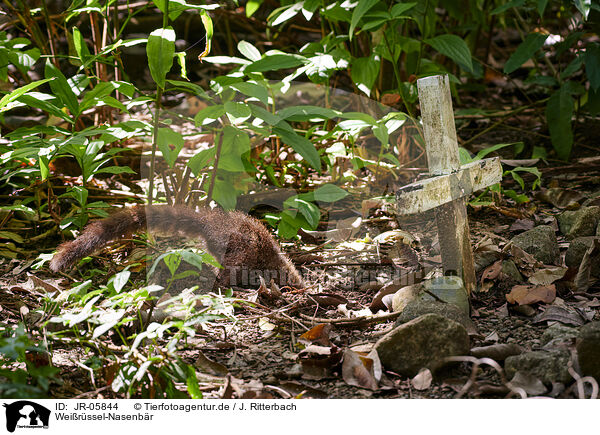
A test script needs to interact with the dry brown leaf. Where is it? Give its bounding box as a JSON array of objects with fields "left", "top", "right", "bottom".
[
  {"left": 298, "top": 324, "right": 332, "bottom": 347},
  {"left": 341, "top": 349, "right": 378, "bottom": 390},
  {"left": 411, "top": 368, "right": 433, "bottom": 390},
  {"left": 506, "top": 284, "right": 556, "bottom": 305}
]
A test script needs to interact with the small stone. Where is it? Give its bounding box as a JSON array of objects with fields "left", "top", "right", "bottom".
[
  {"left": 511, "top": 225, "right": 560, "bottom": 264},
  {"left": 374, "top": 313, "right": 470, "bottom": 377},
  {"left": 501, "top": 259, "right": 524, "bottom": 283},
  {"left": 558, "top": 206, "right": 600, "bottom": 239},
  {"left": 576, "top": 321, "right": 600, "bottom": 381},
  {"left": 395, "top": 299, "right": 477, "bottom": 334},
  {"left": 504, "top": 350, "right": 571, "bottom": 384},
  {"left": 540, "top": 324, "right": 578, "bottom": 349},
  {"left": 565, "top": 237, "right": 600, "bottom": 276}
]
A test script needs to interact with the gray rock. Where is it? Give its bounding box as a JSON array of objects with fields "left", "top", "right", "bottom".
[
  {"left": 511, "top": 225, "right": 559, "bottom": 264},
  {"left": 501, "top": 259, "right": 524, "bottom": 283},
  {"left": 504, "top": 350, "right": 571, "bottom": 384},
  {"left": 374, "top": 313, "right": 470, "bottom": 377},
  {"left": 565, "top": 237, "right": 600, "bottom": 276},
  {"left": 540, "top": 324, "right": 578, "bottom": 349},
  {"left": 422, "top": 276, "right": 470, "bottom": 315},
  {"left": 576, "top": 321, "right": 600, "bottom": 380},
  {"left": 395, "top": 300, "right": 476, "bottom": 334},
  {"left": 558, "top": 206, "right": 600, "bottom": 239}
]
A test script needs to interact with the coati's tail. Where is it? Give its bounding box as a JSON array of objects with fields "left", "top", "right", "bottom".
[{"left": 49, "top": 206, "right": 147, "bottom": 272}]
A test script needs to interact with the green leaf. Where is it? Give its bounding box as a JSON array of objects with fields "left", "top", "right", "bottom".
[
  {"left": 585, "top": 43, "right": 600, "bottom": 91},
  {"left": 165, "top": 79, "right": 210, "bottom": 98},
  {"left": 72, "top": 26, "right": 92, "bottom": 65},
  {"left": 45, "top": 61, "right": 80, "bottom": 116},
  {"left": 224, "top": 101, "right": 252, "bottom": 124},
  {"left": 351, "top": 55, "right": 380, "bottom": 96},
  {"left": 490, "top": 0, "right": 525, "bottom": 14},
  {"left": 194, "top": 104, "right": 225, "bottom": 126},
  {"left": 537, "top": 0, "right": 548, "bottom": 16},
  {"left": 545, "top": 86, "right": 574, "bottom": 160},
  {"left": 175, "top": 52, "right": 187, "bottom": 80},
  {"left": 238, "top": 40, "right": 261, "bottom": 61},
  {"left": 157, "top": 128, "right": 184, "bottom": 168},
  {"left": 313, "top": 184, "right": 348, "bottom": 202},
  {"left": 219, "top": 126, "right": 251, "bottom": 172},
  {"left": 187, "top": 148, "right": 215, "bottom": 175},
  {"left": 273, "top": 122, "right": 321, "bottom": 170},
  {"left": 246, "top": 0, "right": 265, "bottom": 17},
  {"left": 503, "top": 33, "right": 548, "bottom": 74},
  {"left": 111, "top": 270, "right": 131, "bottom": 293},
  {"left": 277, "top": 105, "right": 341, "bottom": 121},
  {"left": 230, "top": 82, "right": 269, "bottom": 105},
  {"left": 425, "top": 34, "right": 473, "bottom": 73},
  {"left": 270, "top": 2, "right": 303, "bottom": 26},
  {"left": 245, "top": 54, "right": 305, "bottom": 73},
  {"left": 349, "top": 0, "right": 379, "bottom": 40},
  {"left": 146, "top": 27, "right": 176, "bottom": 89}
]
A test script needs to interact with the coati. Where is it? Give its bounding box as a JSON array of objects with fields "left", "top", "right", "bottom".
[{"left": 49, "top": 205, "right": 304, "bottom": 288}]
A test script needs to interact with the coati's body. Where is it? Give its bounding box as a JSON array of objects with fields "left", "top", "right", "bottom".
[{"left": 49, "top": 205, "right": 303, "bottom": 288}]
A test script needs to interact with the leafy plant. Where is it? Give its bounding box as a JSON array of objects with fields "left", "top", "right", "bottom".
[{"left": 0, "top": 324, "right": 60, "bottom": 399}]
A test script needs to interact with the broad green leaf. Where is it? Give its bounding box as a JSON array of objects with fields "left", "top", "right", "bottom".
[
  {"left": 425, "top": 34, "right": 473, "bottom": 73},
  {"left": 230, "top": 82, "right": 269, "bottom": 105},
  {"left": 45, "top": 61, "right": 80, "bottom": 116},
  {"left": 166, "top": 79, "right": 210, "bottom": 98},
  {"left": 213, "top": 177, "right": 239, "bottom": 210},
  {"left": 0, "top": 78, "right": 52, "bottom": 112},
  {"left": 194, "top": 104, "right": 225, "bottom": 126},
  {"left": 18, "top": 92, "right": 73, "bottom": 123},
  {"left": 349, "top": 0, "right": 379, "bottom": 40},
  {"left": 224, "top": 101, "right": 252, "bottom": 124},
  {"left": 313, "top": 184, "right": 348, "bottom": 202},
  {"left": 219, "top": 126, "right": 251, "bottom": 172},
  {"left": 72, "top": 27, "right": 91, "bottom": 65},
  {"left": 390, "top": 2, "right": 416, "bottom": 17},
  {"left": 250, "top": 103, "right": 282, "bottom": 125},
  {"left": 270, "top": 2, "right": 303, "bottom": 26},
  {"left": 187, "top": 147, "right": 215, "bottom": 175},
  {"left": 490, "top": 0, "right": 525, "bottom": 14},
  {"left": 351, "top": 55, "right": 380, "bottom": 96},
  {"left": 545, "top": 86, "right": 574, "bottom": 160},
  {"left": 157, "top": 128, "right": 184, "bottom": 168},
  {"left": 146, "top": 27, "right": 175, "bottom": 89},
  {"left": 504, "top": 33, "right": 548, "bottom": 74},
  {"left": 278, "top": 105, "right": 341, "bottom": 121},
  {"left": 245, "top": 54, "right": 305, "bottom": 73},
  {"left": 537, "top": 0, "right": 548, "bottom": 16},
  {"left": 585, "top": 43, "right": 600, "bottom": 91},
  {"left": 273, "top": 122, "right": 321, "bottom": 170},
  {"left": 246, "top": 0, "right": 264, "bottom": 17},
  {"left": 238, "top": 40, "right": 261, "bottom": 61}
]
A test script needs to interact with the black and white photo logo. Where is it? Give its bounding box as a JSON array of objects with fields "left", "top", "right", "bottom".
[{"left": 3, "top": 401, "right": 50, "bottom": 433}]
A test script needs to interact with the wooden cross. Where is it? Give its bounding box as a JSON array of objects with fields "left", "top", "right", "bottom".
[{"left": 396, "top": 75, "right": 503, "bottom": 294}]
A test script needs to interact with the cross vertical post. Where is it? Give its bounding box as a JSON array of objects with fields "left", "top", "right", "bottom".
[{"left": 396, "top": 75, "right": 503, "bottom": 294}]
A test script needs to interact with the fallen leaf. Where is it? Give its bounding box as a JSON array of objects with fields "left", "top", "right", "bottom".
[
  {"left": 528, "top": 266, "right": 567, "bottom": 285},
  {"left": 506, "top": 284, "right": 556, "bottom": 305},
  {"left": 342, "top": 349, "right": 378, "bottom": 390},
  {"left": 298, "top": 324, "right": 332, "bottom": 347},
  {"left": 411, "top": 368, "right": 433, "bottom": 390}
]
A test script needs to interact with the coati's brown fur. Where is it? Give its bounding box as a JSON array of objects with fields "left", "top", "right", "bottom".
[{"left": 49, "top": 205, "right": 304, "bottom": 288}]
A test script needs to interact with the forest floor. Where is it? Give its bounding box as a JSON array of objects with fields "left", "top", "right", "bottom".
[{"left": 1, "top": 82, "right": 599, "bottom": 399}]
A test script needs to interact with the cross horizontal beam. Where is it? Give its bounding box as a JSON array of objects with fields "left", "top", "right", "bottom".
[{"left": 396, "top": 157, "right": 502, "bottom": 215}]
